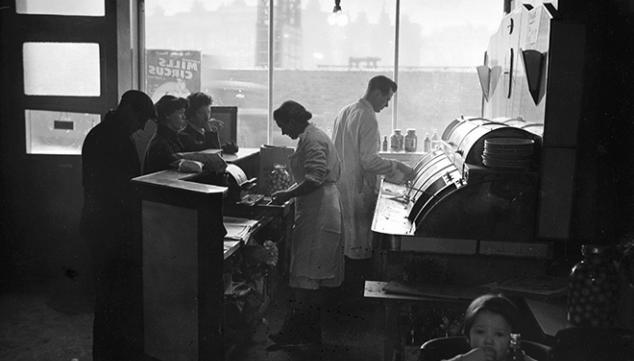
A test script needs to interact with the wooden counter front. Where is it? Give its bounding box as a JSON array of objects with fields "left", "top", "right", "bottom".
[{"left": 132, "top": 147, "right": 259, "bottom": 361}]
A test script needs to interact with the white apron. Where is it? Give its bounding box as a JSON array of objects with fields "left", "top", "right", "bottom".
[{"left": 288, "top": 124, "right": 344, "bottom": 289}]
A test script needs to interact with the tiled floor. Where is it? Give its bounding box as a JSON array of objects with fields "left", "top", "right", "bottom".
[{"left": 0, "top": 279, "right": 386, "bottom": 361}]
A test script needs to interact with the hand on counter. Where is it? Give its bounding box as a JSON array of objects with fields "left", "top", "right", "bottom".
[
  {"left": 271, "top": 190, "right": 291, "bottom": 205},
  {"left": 221, "top": 142, "right": 239, "bottom": 155},
  {"left": 385, "top": 161, "right": 415, "bottom": 185},
  {"left": 177, "top": 151, "right": 227, "bottom": 173},
  {"left": 176, "top": 159, "right": 204, "bottom": 173},
  {"left": 397, "top": 162, "right": 415, "bottom": 181}
]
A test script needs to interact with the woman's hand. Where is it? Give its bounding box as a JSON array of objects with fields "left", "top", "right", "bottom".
[
  {"left": 271, "top": 190, "right": 292, "bottom": 205},
  {"left": 206, "top": 118, "right": 225, "bottom": 132}
]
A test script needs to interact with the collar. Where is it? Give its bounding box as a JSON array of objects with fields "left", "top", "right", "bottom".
[
  {"left": 359, "top": 98, "right": 373, "bottom": 111},
  {"left": 297, "top": 123, "right": 313, "bottom": 142}
]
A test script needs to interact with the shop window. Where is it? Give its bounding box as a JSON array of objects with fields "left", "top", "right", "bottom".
[
  {"left": 23, "top": 42, "right": 101, "bottom": 96},
  {"left": 396, "top": 0, "right": 501, "bottom": 141},
  {"left": 144, "top": 0, "right": 501, "bottom": 147},
  {"left": 271, "top": 0, "right": 395, "bottom": 146},
  {"left": 144, "top": 0, "right": 267, "bottom": 147}
]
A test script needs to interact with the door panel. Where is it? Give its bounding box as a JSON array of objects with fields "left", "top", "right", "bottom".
[{"left": 1, "top": 1, "right": 121, "bottom": 282}]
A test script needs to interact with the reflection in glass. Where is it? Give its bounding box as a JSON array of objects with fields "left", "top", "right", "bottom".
[
  {"left": 23, "top": 42, "right": 101, "bottom": 96},
  {"left": 25, "top": 109, "right": 101, "bottom": 155},
  {"left": 16, "top": 0, "right": 105, "bottom": 16}
]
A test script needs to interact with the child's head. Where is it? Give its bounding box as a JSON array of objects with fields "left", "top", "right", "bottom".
[{"left": 463, "top": 294, "right": 519, "bottom": 361}]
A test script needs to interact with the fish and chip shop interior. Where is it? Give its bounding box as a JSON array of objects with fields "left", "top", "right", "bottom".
[{"left": 1, "top": 0, "right": 634, "bottom": 360}]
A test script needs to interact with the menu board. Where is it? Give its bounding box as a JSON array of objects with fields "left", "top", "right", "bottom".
[{"left": 146, "top": 49, "right": 201, "bottom": 102}]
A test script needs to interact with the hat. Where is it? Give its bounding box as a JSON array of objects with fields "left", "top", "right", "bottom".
[{"left": 120, "top": 90, "right": 157, "bottom": 121}]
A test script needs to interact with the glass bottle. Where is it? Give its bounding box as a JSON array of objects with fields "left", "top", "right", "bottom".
[
  {"left": 508, "top": 333, "right": 524, "bottom": 361},
  {"left": 431, "top": 129, "right": 440, "bottom": 150},
  {"left": 382, "top": 136, "right": 388, "bottom": 151},
  {"left": 405, "top": 129, "right": 418, "bottom": 152},
  {"left": 567, "top": 244, "right": 620, "bottom": 327},
  {"left": 423, "top": 133, "right": 432, "bottom": 153},
  {"left": 390, "top": 129, "right": 404, "bottom": 152}
]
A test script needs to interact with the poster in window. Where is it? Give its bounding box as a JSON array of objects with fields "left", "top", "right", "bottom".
[{"left": 146, "top": 49, "right": 201, "bottom": 102}]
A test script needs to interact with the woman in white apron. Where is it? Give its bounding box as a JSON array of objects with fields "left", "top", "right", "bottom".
[{"left": 269, "top": 100, "right": 344, "bottom": 346}]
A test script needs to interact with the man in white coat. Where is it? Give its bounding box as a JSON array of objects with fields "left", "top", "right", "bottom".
[{"left": 332, "top": 75, "right": 414, "bottom": 297}]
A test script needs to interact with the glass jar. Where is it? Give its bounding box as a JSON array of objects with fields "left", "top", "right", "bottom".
[
  {"left": 431, "top": 129, "right": 440, "bottom": 150},
  {"left": 269, "top": 164, "right": 291, "bottom": 195},
  {"left": 390, "top": 129, "right": 404, "bottom": 152},
  {"left": 567, "top": 244, "right": 620, "bottom": 327},
  {"left": 405, "top": 129, "right": 418, "bottom": 152},
  {"left": 423, "top": 133, "right": 432, "bottom": 153}
]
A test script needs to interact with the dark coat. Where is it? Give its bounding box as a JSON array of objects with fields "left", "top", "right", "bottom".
[
  {"left": 143, "top": 124, "right": 185, "bottom": 174},
  {"left": 178, "top": 123, "right": 221, "bottom": 151},
  {"left": 81, "top": 110, "right": 139, "bottom": 240},
  {"left": 80, "top": 109, "right": 143, "bottom": 360}
]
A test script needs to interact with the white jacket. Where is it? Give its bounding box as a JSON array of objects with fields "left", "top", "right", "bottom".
[{"left": 332, "top": 98, "right": 397, "bottom": 259}]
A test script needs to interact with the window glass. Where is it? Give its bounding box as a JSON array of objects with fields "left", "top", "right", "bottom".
[
  {"left": 25, "top": 109, "right": 101, "bottom": 155},
  {"left": 23, "top": 42, "right": 101, "bottom": 96},
  {"left": 145, "top": 0, "right": 268, "bottom": 148},
  {"left": 16, "top": 0, "right": 105, "bottom": 16},
  {"left": 272, "top": 0, "right": 395, "bottom": 147},
  {"left": 145, "top": 0, "right": 502, "bottom": 148},
  {"left": 397, "top": 0, "right": 501, "bottom": 144}
]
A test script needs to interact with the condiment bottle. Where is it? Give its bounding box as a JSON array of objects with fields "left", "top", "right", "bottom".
[
  {"left": 382, "top": 136, "right": 388, "bottom": 151},
  {"left": 567, "top": 244, "right": 620, "bottom": 327},
  {"left": 508, "top": 333, "right": 524, "bottom": 361},
  {"left": 405, "top": 129, "right": 418, "bottom": 152},
  {"left": 431, "top": 129, "right": 440, "bottom": 150},
  {"left": 390, "top": 129, "right": 404, "bottom": 152},
  {"left": 423, "top": 133, "right": 432, "bottom": 153}
]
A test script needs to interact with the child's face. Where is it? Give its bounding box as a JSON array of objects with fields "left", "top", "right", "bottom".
[{"left": 468, "top": 310, "right": 512, "bottom": 361}]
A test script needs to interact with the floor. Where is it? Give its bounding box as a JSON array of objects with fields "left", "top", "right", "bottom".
[{"left": 0, "top": 277, "right": 387, "bottom": 361}]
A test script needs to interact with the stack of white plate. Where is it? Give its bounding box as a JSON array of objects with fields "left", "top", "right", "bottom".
[{"left": 482, "top": 138, "right": 534, "bottom": 169}]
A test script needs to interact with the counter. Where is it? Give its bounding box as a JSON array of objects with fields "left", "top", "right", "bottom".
[
  {"left": 372, "top": 177, "right": 550, "bottom": 257},
  {"left": 132, "top": 147, "right": 261, "bottom": 361}
]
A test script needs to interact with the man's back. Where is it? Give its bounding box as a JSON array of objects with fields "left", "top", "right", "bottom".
[
  {"left": 331, "top": 98, "right": 393, "bottom": 259},
  {"left": 81, "top": 112, "right": 140, "bottom": 236}
]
